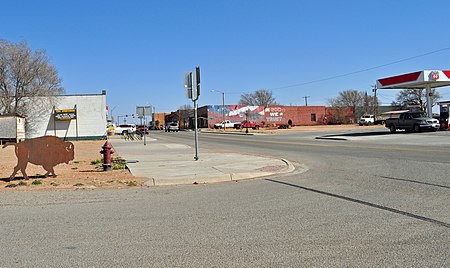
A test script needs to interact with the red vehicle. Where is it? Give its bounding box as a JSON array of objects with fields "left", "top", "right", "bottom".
[
  {"left": 136, "top": 124, "right": 149, "bottom": 135},
  {"left": 234, "top": 120, "right": 263, "bottom": 130}
]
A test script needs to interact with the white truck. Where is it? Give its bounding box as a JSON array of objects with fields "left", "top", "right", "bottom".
[
  {"left": 109, "top": 124, "right": 136, "bottom": 135},
  {"left": 358, "top": 115, "right": 375, "bottom": 126},
  {"left": 358, "top": 114, "right": 387, "bottom": 126},
  {"left": 214, "top": 120, "right": 235, "bottom": 129}
]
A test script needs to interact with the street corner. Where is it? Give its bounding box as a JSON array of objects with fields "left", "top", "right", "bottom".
[
  {"left": 253, "top": 158, "right": 295, "bottom": 174},
  {"left": 214, "top": 155, "right": 296, "bottom": 182},
  {"left": 139, "top": 153, "right": 297, "bottom": 187}
]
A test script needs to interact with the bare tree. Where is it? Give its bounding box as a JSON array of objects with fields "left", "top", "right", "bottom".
[
  {"left": 362, "top": 92, "right": 379, "bottom": 115},
  {"left": 392, "top": 88, "right": 441, "bottom": 112},
  {"left": 328, "top": 89, "right": 364, "bottom": 121},
  {"left": 239, "top": 89, "right": 278, "bottom": 106},
  {"left": 178, "top": 104, "right": 193, "bottom": 129},
  {"left": 0, "top": 40, "right": 63, "bottom": 131}
]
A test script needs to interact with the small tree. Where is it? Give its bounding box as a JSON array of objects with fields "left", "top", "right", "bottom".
[
  {"left": 392, "top": 88, "right": 441, "bottom": 112},
  {"left": 328, "top": 90, "right": 362, "bottom": 121},
  {"left": 362, "top": 92, "right": 379, "bottom": 115},
  {"left": 239, "top": 89, "right": 278, "bottom": 106}
]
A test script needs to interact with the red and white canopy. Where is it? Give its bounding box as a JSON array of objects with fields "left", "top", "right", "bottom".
[
  {"left": 376, "top": 70, "right": 450, "bottom": 117},
  {"left": 377, "top": 70, "right": 450, "bottom": 89}
]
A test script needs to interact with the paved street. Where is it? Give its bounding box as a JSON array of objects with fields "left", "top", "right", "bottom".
[{"left": 1, "top": 128, "right": 449, "bottom": 267}]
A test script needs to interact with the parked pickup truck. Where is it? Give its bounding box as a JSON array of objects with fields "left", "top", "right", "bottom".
[
  {"left": 234, "top": 120, "right": 263, "bottom": 130},
  {"left": 214, "top": 120, "right": 235, "bottom": 129},
  {"left": 385, "top": 111, "right": 440, "bottom": 133}
]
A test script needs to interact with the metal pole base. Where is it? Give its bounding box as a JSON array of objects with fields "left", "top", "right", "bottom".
[{"left": 103, "top": 164, "right": 112, "bottom": 171}]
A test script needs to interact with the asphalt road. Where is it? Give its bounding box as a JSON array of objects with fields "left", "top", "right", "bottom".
[{"left": 1, "top": 128, "right": 449, "bottom": 267}]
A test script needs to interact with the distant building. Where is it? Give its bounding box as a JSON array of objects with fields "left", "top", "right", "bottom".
[{"left": 153, "top": 113, "right": 166, "bottom": 129}]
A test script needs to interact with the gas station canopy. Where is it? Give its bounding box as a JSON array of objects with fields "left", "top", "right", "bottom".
[
  {"left": 377, "top": 70, "right": 450, "bottom": 89},
  {"left": 376, "top": 70, "right": 450, "bottom": 117}
]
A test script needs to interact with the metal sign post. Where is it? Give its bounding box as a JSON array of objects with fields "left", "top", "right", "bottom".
[
  {"left": 136, "top": 106, "right": 151, "bottom": 146},
  {"left": 184, "top": 66, "right": 200, "bottom": 160}
]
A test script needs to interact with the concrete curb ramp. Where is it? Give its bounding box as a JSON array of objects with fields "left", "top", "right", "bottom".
[
  {"left": 109, "top": 139, "right": 294, "bottom": 186},
  {"left": 140, "top": 157, "right": 295, "bottom": 186}
]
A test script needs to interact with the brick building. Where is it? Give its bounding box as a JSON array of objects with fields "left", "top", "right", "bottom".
[{"left": 197, "top": 105, "right": 354, "bottom": 128}]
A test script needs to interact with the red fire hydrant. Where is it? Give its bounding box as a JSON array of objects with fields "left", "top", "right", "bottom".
[{"left": 100, "top": 141, "right": 114, "bottom": 171}]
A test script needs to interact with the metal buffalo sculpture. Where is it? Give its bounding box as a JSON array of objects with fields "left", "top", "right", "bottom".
[{"left": 3, "top": 136, "right": 75, "bottom": 180}]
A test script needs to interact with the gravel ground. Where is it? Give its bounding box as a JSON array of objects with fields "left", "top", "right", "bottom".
[{"left": 0, "top": 139, "right": 140, "bottom": 191}]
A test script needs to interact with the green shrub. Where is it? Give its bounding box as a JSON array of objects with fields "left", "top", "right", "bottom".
[
  {"left": 91, "top": 157, "right": 127, "bottom": 170},
  {"left": 18, "top": 181, "right": 27, "bottom": 186},
  {"left": 90, "top": 159, "right": 102, "bottom": 165},
  {"left": 32, "top": 180, "right": 42, "bottom": 185},
  {"left": 112, "top": 157, "right": 127, "bottom": 170},
  {"left": 5, "top": 183, "right": 17, "bottom": 188},
  {"left": 126, "top": 181, "right": 138, "bottom": 187}
]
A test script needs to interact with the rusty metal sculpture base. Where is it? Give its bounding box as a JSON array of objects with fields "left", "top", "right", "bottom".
[{"left": 2, "top": 136, "right": 75, "bottom": 181}]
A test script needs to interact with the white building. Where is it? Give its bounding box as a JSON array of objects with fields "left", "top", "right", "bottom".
[
  {"left": 5, "top": 91, "right": 108, "bottom": 140},
  {"left": 0, "top": 115, "right": 25, "bottom": 143}
]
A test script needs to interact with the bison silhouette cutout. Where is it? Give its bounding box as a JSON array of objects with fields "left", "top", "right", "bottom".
[{"left": 3, "top": 136, "right": 75, "bottom": 180}]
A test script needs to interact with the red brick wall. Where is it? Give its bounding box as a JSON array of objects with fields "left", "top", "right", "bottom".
[
  {"left": 325, "top": 107, "right": 354, "bottom": 124},
  {"left": 264, "top": 106, "right": 327, "bottom": 126},
  {"left": 153, "top": 113, "right": 165, "bottom": 128},
  {"left": 200, "top": 105, "right": 353, "bottom": 127}
]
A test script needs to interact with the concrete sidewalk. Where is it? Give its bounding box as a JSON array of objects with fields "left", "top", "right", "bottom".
[{"left": 109, "top": 137, "right": 294, "bottom": 186}]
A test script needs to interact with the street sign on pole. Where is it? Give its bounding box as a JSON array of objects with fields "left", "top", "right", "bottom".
[
  {"left": 184, "top": 72, "right": 192, "bottom": 99},
  {"left": 136, "top": 106, "right": 151, "bottom": 117},
  {"left": 183, "top": 66, "right": 201, "bottom": 160},
  {"left": 186, "top": 66, "right": 200, "bottom": 101},
  {"left": 195, "top": 66, "right": 200, "bottom": 97},
  {"left": 136, "top": 106, "right": 151, "bottom": 146},
  {"left": 192, "top": 70, "right": 198, "bottom": 101}
]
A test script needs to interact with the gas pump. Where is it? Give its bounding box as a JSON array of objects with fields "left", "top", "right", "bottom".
[{"left": 439, "top": 102, "right": 449, "bottom": 130}]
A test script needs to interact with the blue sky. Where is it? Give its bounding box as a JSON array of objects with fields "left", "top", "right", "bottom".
[{"left": 2, "top": 0, "right": 450, "bottom": 119}]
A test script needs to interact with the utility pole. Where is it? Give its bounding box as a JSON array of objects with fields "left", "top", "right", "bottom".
[
  {"left": 211, "top": 90, "right": 226, "bottom": 130},
  {"left": 303, "top": 96, "right": 310, "bottom": 106},
  {"left": 372, "top": 84, "right": 378, "bottom": 118}
]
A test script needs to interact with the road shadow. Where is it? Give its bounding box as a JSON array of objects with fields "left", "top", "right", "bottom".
[
  {"left": 320, "top": 131, "right": 391, "bottom": 138},
  {"left": 1, "top": 175, "right": 47, "bottom": 182}
]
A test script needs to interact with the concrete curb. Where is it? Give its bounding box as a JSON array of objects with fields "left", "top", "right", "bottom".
[
  {"left": 143, "top": 157, "right": 296, "bottom": 187},
  {"left": 200, "top": 130, "right": 255, "bottom": 136}
]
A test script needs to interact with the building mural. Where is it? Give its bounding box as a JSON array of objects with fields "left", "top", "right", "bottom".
[
  {"left": 201, "top": 105, "right": 343, "bottom": 128},
  {"left": 206, "top": 105, "right": 265, "bottom": 127}
]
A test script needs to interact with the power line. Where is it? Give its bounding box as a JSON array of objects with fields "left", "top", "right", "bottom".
[{"left": 268, "top": 47, "right": 450, "bottom": 91}]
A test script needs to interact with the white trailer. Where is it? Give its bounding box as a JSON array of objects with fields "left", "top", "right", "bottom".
[{"left": 0, "top": 115, "right": 26, "bottom": 144}]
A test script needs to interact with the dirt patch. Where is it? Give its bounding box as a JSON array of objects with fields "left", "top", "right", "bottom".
[{"left": 0, "top": 140, "right": 144, "bottom": 191}]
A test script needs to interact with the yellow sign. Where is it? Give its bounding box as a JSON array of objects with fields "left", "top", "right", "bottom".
[{"left": 55, "top": 109, "right": 77, "bottom": 121}]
